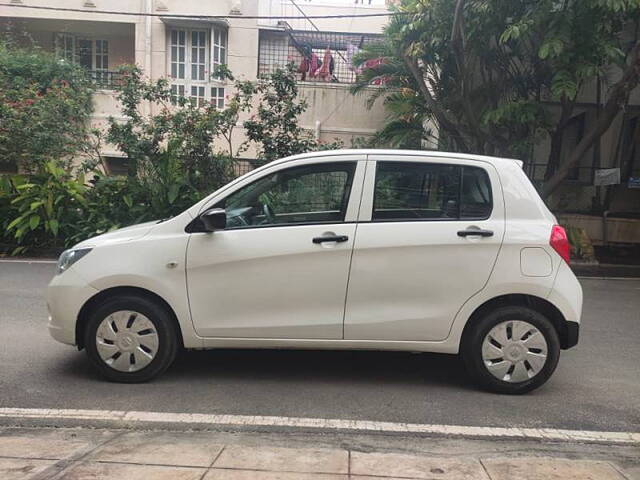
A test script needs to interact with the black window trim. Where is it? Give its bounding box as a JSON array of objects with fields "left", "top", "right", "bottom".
[{"left": 370, "top": 161, "right": 494, "bottom": 223}]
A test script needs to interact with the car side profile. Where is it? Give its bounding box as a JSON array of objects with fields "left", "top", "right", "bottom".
[{"left": 47, "top": 149, "right": 582, "bottom": 394}]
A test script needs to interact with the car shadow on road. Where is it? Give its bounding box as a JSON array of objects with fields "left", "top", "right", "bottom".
[
  {"left": 164, "top": 348, "right": 475, "bottom": 391},
  {"left": 55, "top": 347, "right": 474, "bottom": 392}
]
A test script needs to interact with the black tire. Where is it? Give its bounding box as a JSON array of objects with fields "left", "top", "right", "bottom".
[
  {"left": 462, "top": 306, "right": 560, "bottom": 394},
  {"left": 84, "top": 295, "right": 178, "bottom": 383}
]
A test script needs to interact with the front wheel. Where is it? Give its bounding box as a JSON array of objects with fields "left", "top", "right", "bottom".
[
  {"left": 84, "top": 295, "right": 178, "bottom": 383},
  {"left": 462, "top": 306, "right": 560, "bottom": 394}
]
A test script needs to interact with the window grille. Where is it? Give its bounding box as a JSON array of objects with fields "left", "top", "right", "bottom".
[{"left": 258, "top": 29, "right": 384, "bottom": 84}]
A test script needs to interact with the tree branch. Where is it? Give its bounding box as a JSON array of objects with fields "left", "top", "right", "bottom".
[{"left": 401, "top": 53, "right": 470, "bottom": 151}]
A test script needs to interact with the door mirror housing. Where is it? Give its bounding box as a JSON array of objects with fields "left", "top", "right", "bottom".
[{"left": 200, "top": 208, "right": 226, "bottom": 232}]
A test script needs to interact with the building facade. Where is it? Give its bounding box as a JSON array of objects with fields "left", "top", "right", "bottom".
[{"left": 1, "top": 0, "right": 390, "bottom": 170}]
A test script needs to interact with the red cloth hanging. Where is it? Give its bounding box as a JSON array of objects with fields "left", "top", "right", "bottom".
[
  {"left": 362, "top": 57, "right": 387, "bottom": 85},
  {"left": 317, "top": 48, "right": 333, "bottom": 82},
  {"left": 308, "top": 53, "right": 321, "bottom": 78}
]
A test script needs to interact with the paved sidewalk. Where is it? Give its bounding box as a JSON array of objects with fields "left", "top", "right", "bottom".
[{"left": 0, "top": 427, "right": 638, "bottom": 480}]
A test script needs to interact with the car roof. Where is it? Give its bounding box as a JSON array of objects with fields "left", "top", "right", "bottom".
[{"left": 271, "top": 149, "right": 524, "bottom": 169}]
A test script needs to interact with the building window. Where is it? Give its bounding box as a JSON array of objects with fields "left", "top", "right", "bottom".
[
  {"left": 55, "top": 34, "right": 111, "bottom": 86},
  {"left": 191, "top": 31, "right": 207, "bottom": 81},
  {"left": 211, "top": 87, "right": 225, "bottom": 109},
  {"left": 170, "top": 84, "right": 185, "bottom": 104},
  {"left": 55, "top": 35, "right": 109, "bottom": 70},
  {"left": 56, "top": 33, "right": 75, "bottom": 62},
  {"left": 104, "top": 157, "right": 128, "bottom": 176},
  {"left": 212, "top": 26, "right": 227, "bottom": 78},
  {"left": 191, "top": 85, "right": 206, "bottom": 107},
  {"left": 170, "top": 29, "right": 186, "bottom": 79},
  {"left": 169, "top": 27, "right": 227, "bottom": 104}
]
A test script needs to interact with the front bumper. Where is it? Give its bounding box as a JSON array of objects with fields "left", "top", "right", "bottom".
[{"left": 46, "top": 268, "right": 98, "bottom": 346}]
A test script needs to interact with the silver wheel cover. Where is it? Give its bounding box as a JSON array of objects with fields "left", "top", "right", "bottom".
[
  {"left": 95, "top": 310, "right": 159, "bottom": 372},
  {"left": 482, "top": 320, "right": 548, "bottom": 383}
]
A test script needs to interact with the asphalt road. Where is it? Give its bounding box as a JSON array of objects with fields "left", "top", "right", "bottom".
[{"left": 1, "top": 261, "right": 638, "bottom": 433}]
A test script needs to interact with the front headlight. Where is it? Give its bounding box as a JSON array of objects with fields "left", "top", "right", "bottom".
[{"left": 56, "top": 248, "right": 93, "bottom": 275}]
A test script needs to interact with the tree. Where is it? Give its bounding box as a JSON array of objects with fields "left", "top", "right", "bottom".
[
  {"left": 106, "top": 65, "right": 338, "bottom": 219},
  {"left": 106, "top": 65, "right": 246, "bottom": 217},
  {"left": 354, "top": 0, "right": 640, "bottom": 199},
  {"left": 244, "top": 65, "right": 342, "bottom": 162},
  {"left": 0, "top": 39, "right": 94, "bottom": 173}
]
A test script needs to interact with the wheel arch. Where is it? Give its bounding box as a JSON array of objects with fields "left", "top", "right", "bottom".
[
  {"left": 75, "top": 286, "right": 185, "bottom": 350},
  {"left": 460, "top": 294, "right": 572, "bottom": 349}
]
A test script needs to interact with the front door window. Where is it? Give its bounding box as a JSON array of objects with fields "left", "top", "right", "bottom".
[{"left": 217, "top": 162, "right": 356, "bottom": 229}]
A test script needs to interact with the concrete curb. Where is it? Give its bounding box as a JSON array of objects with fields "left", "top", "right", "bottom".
[{"left": 0, "top": 408, "right": 638, "bottom": 447}]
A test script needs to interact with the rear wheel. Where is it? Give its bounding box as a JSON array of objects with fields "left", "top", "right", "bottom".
[
  {"left": 462, "top": 306, "right": 560, "bottom": 394},
  {"left": 84, "top": 295, "right": 178, "bottom": 383}
]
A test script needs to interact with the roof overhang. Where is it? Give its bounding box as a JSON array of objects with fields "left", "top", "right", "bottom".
[{"left": 159, "top": 16, "right": 229, "bottom": 29}]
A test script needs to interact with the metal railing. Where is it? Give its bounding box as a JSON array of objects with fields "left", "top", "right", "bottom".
[{"left": 88, "top": 70, "right": 124, "bottom": 89}]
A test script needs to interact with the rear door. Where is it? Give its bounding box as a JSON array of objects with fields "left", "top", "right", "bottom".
[{"left": 344, "top": 155, "right": 505, "bottom": 341}]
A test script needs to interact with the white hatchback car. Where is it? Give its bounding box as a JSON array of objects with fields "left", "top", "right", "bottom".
[{"left": 47, "top": 150, "right": 582, "bottom": 393}]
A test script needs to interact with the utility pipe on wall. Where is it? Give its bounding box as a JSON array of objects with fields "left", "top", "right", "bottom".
[{"left": 144, "top": 0, "right": 153, "bottom": 114}]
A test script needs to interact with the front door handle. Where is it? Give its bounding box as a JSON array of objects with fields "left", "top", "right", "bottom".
[
  {"left": 312, "top": 235, "right": 349, "bottom": 244},
  {"left": 457, "top": 229, "right": 494, "bottom": 238}
]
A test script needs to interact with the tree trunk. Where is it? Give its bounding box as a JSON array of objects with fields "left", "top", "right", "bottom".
[
  {"left": 544, "top": 99, "right": 574, "bottom": 180},
  {"left": 542, "top": 42, "right": 640, "bottom": 199}
]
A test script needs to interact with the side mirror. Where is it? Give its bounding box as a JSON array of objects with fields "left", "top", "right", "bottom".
[{"left": 200, "top": 208, "right": 226, "bottom": 232}]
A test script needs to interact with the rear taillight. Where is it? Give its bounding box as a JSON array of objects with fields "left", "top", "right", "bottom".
[{"left": 550, "top": 225, "right": 570, "bottom": 264}]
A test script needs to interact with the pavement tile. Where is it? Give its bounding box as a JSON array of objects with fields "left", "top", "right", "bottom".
[
  {"left": 622, "top": 465, "right": 640, "bottom": 480},
  {"left": 350, "top": 451, "right": 489, "bottom": 479},
  {"left": 205, "top": 469, "right": 348, "bottom": 479},
  {"left": 214, "top": 445, "right": 349, "bottom": 474},
  {"left": 86, "top": 431, "right": 224, "bottom": 467},
  {"left": 0, "top": 457, "right": 56, "bottom": 480},
  {"left": 61, "top": 461, "right": 206, "bottom": 480},
  {"left": 482, "top": 457, "right": 625, "bottom": 480},
  {"left": 0, "top": 428, "right": 114, "bottom": 460}
]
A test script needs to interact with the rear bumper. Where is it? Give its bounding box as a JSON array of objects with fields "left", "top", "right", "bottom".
[{"left": 563, "top": 321, "right": 580, "bottom": 349}]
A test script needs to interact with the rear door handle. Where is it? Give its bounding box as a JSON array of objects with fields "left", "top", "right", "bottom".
[
  {"left": 312, "top": 235, "right": 349, "bottom": 244},
  {"left": 457, "top": 229, "right": 494, "bottom": 238}
]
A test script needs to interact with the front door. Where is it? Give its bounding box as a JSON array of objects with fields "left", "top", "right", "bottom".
[
  {"left": 344, "top": 156, "right": 505, "bottom": 341},
  {"left": 186, "top": 159, "right": 365, "bottom": 339}
]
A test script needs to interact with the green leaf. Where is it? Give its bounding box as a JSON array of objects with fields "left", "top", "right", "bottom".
[
  {"left": 11, "top": 246, "right": 27, "bottom": 256},
  {"left": 167, "top": 184, "right": 180, "bottom": 204},
  {"left": 29, "top": 215, "right": 40, "bottom": 230},
  {"left": 6, "top": 216, "right": 24, "bottom": 230},
  {"left": 48, "top": 219, "right": 59, "bottom": 236}
]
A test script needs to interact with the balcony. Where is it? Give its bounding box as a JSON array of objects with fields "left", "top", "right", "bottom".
[
  {"left": 0, "top": 17, "right": 135, "bottom": 85},
  {"left": 258, "top": 29, "right": 384, "bottom": 85}
]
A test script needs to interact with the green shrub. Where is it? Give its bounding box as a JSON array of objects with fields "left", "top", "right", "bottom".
[{"left": 4, "top": 161, "right": 87, "bottom": 253}]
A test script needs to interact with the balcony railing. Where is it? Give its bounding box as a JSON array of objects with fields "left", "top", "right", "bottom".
[
  {"left": 88, "top": 70, "right": 124, "bottom": 89},
  {"left": 258, "top": 29, "right": 384, "bottom": 84}
]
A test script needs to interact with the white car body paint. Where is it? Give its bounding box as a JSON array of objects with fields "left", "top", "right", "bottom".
[{"left": 47, "top": 149, "right": 582, "bottom": 358}]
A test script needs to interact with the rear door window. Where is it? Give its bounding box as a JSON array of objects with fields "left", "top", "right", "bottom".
[{"left": 372, "top": 161, "right": 492, "bottom": 221}]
